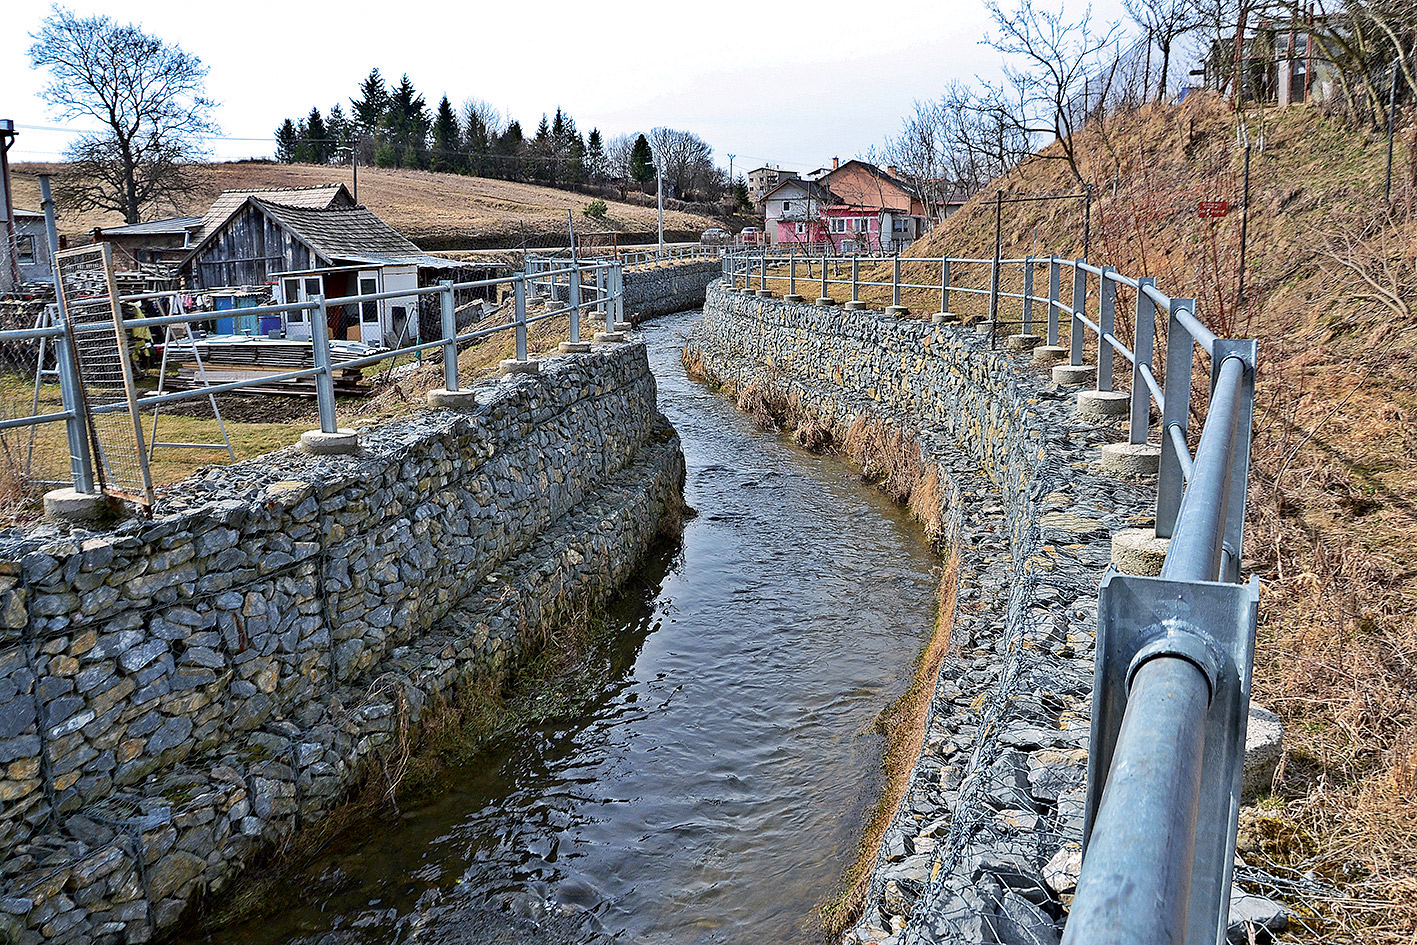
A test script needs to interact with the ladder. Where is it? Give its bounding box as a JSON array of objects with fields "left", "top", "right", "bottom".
[{"left": 146, "top": 293, "right": 236, "bottom": 462}]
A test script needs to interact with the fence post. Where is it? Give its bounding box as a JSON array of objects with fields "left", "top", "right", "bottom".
[
  {"left": 1130, "top": 278, "right": 1157, "bottom": 445},
  {"left": 787, "top": 250, "right": 801, "bottom": 300},
  {"left": 1022, "top": 258, "right": 1035, "bottom": 335},
  {"left": 570, "top": 266, "right": 582, "bottom": 343},
  {"left": 1098, "top": 267, "right": 1115, "bottom": 391},
  {"left": 886, "top": 254, "right": 907, "bottom": 316},
  {"left": 1048, "top": 256, "right": 1062, "bottom": 346},
  {"left": 759, "top": 253, "right": 768, "bottom": 295},
  {"left": 515, "top": 278, "right": 528, "bottom": 360},
  {"left": 440, "top": 280, "right": 458, "bottom": 390},
  {"left": 1070, "top": 259, "right": 1087, "bottom": 366},
  {"left": 1156, "top": 297, "right": 1196, "bottom": 537},
  {"left": 299, "top": 295, "right": 358, "bottom": 453},
  {"left": 54, "top": 317, "right": 96, "bottom": 494},
  {"left": 941, "top": 257, "right": 951, "bottom": 316},
  {"left": 819, "top": 253, "right": 830, "bottom": 303}
]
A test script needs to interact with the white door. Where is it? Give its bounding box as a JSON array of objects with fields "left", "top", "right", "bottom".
[{"left": 357, "top": 272, "right": 382, "bottom": 347}]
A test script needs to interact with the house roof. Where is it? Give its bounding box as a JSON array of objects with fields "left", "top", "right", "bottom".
[
  {"left": 97, "top": 216, "right": 203, "bottom": 237},
  {"left": 761, "top": 177, "right": 837, "bottom": 203},
  {"left": 196, "top": 184, "right": 354, "bottom": 240},
  {"left": 14, "top": 208, "right": 44, "bottom": 220}
]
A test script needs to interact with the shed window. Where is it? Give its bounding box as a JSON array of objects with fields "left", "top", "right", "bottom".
[{"left": 16, "top": 235, "right": 36, "bottom": 265}]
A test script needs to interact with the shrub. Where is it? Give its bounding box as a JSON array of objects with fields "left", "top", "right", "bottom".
[{"left": 583, "top": 199, "right": 608, "bottom": 219}]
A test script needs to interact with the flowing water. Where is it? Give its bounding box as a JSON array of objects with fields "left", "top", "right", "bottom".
[{"left": 193, "top": 311, "right": 940, "bottom": 945}]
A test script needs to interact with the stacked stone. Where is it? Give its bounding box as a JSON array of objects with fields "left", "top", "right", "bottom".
[
  {"left": 0, "top": 342, "right": 686, "bottom": 945},
  {"left": 623, "top": 261, "right": 722, "bottom": 321},
  {"left": 690, "top": 284, "right": 1160, "bottom": 945}
]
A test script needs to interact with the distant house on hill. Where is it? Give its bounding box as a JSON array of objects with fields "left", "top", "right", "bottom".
[
  {"left": 11, "top": 209, "right": 54, "bottom": 287},
  {"left": 763, "top": 160, "right": 931, "bottom": 253},
  {"left": 178, "top": 190, "right": 484, "bottom": 347}
]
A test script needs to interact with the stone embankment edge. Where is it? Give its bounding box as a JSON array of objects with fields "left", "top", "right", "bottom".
[
  {"left": 0, "top": 342, "right": 686, "bottom": 945},
  {"left": 689, "top": 282, "right": 1156, "bottom": 945},
  {"left": 623, "top": 261, "right": 721, "bottom": 322}
]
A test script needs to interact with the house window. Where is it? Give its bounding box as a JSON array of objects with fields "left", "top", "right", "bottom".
[
  {"left": 783, "top": 201, "right": 791, "bottom": 212},
  {"left": 796, "top": 222, "right": 806, "bottom": 234},
  {"left": 856, "top": 218, "right": 869, "bottom": 232},
  {"left": 15, "top": 235, "right": 36, "bottom": 266}
]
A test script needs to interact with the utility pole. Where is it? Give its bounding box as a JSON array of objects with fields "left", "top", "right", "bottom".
[
  {"left": 0, "top": 120, "right": 19, "bottom": 291},
  {"left": 657, "top": 167, "right": 664, "bottom": 258},
  {"left": 728, "top": 153, "right": 736, "bottom": 208}
]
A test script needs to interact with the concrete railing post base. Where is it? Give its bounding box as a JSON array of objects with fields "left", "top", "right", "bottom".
[
  {"left": 815, "top": 297, "right": 836, "bottom": 306},
  {"left": 612, "top": 321, "right": 633, "bottom": 333},
  {"left": 931, "top": 311, "right": 959, "bottom": 324},
  {"left": 1052, "top": 363, "right": 1096, "bottom": 387},
  {"left": 1100, "top": 442, "right": 1161, "bottom": 476},
  {"left": 885, "top": 305, "right": 910, "bottom": 318},
  {"left": 43, "top": 488, "right": 110, "bottom": 525},
  {"left": 593, "top": 331, "right": 626, "bottom": 343},
  {"left": 843, "top": 300, "right": 867, "bottom": 310},
  {"left": 1006, "top": 332, "right": 1043, "bottom": 352},
  {"left": 499, "top": 358, "right": 542, "bottom": 374},
  {"left": 545, "top": 300, "right": 566, "bottom": 313},
  {"left": 1032, "top": 345, "right": 1068, "bottom": 368},
  {"left": 1077, "top": 390, "right": 1130, "bottom": 419},
  {"left": 783, "top": 294, "right": 806, "bottom": 303},
  {"left": 1111, "top": 527, "right": 1171, "bottom": 575},
  {"left": 300, "top": 429, "right": 359, "bottom": 455},
  {"left": 558, "top": 341, "right": 592, "bottom": 354},
  {"left": 756, "top": 290, "right": 774, "bottom": 298},
  {"left": 425, "top": 388, "right": 480, "bottom": 410}
]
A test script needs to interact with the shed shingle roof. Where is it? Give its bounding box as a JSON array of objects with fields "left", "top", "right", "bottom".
[
  {"left": 252, "top": 200, "right": 423, "bottom": 263},
  {"left": 197, "top": 184, "right": 354, "bottom": 240}
]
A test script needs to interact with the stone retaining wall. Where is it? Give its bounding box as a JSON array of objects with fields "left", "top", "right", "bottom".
[
  {"left": 623, "top": 260, "right": 721, "bottom": 321},
  {"left": 0, "top": 342, "right": 685, "bottom": 945},
  {"left": 690, "top": 284, "right": 1155, "bottom": 945}
]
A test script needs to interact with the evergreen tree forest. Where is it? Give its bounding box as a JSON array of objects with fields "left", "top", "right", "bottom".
[{"left": 272, "top": 68, "right": 727, "bottom": 201}]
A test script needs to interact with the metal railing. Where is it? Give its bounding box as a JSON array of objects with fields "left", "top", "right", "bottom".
[
  {"left": 3, "top": 258, "right": 628, "bottom": 506},
  {"left": 722, "top": 248, "right": 1259, "bottom": 945}
]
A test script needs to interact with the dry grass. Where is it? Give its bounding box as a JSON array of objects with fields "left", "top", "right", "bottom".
[
  {"left": 9, "top": 160, "right": 720, "bottom": 247},
  {"left": 818, "top": 546, "right": 961, "bottom": 938}
]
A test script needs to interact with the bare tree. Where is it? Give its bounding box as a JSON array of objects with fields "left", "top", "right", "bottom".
[
  {"left": 605, "top": 134, "right": 638, "bottom": 199},
  {"left": 1123, "top": 0, "right": 1206, "bottom": 100},
  {"left": 983, "top": 0, "right": 1122, "bottom": 181},
  {"left": 1311, "top": 0, "right": 1417, "bottom": 126},
  {"left": 648, "top": 127, "right": 716, "bottom": 200},
  {"left": 28, "top": 6, "right": 216, "bottom": 223}
]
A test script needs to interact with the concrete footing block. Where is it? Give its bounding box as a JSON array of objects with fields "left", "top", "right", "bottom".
[
  {"left": 43, "top": 488, "right": 110, "bottom": 524},
  {"left": 1052, "top": 363, "right": 1096, "bottom": 387},
  {"left": 1243, "top": 704, "right": 1284, "bottom": 799},
  {"left": 843, "top": 300, "right": 867, "bottom": 310},
  {"left": 885, "top": 305, "right": 911, "bottom": 318},
  {"left": 545, "top": 300, "right": 566, "bottom": 312},
  {"left": 593, "top": 331, "right": 626, "bottom": 343},
  {"left": 1100, "top": 442, "right": 1161, "bottom": 476},
  {"left": 1006, "top": 332, "right": 1043, "bottom": 352},
  {"left": 931, "top": 311, "right": 959, "bottom": 324},
  {"left": 1111, "top": 527, "right": 1170, "bottom": 576},
  {"left": 425, "top": 388, "right": 480, "bottom": 410},
  {"left": 299, "top": 429, "right": 359, "bottom": 455},
  {"left": 499, "top": 358, "right": 542, "bottom": 374},
  {"left": 612, "top": 322, "right": 632, "bottom": 332},
  {"left": 756, "top": 290, "right": 774, "bottom": 298},
  {"left": 558, "top": 341, "right": 592, "bottom": 354},
  {"left": 815, "top": 297, "right": 836, "bottom": 306},
  {"left": 1032, "top": 345, "right": 1068, "bottom": 368},
  {"left": 782, "top": 294, "right": 806, "bottom": 303},
  {"left": 1077, "top": 390, "right": 1130, "bottom": 419}
]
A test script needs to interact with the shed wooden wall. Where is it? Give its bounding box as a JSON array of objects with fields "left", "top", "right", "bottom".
[{"left": 188, "top": 204, "right": 320, "bottom": 289}]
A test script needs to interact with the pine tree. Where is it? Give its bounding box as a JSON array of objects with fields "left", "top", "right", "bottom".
[
  {"left": 532, "top": 114, "right": 554, "bottom": 185},
  {"left": 586, "top": 128, "right": 606, "bottom": 183},
  {"left": 566, "top": 133, "right": 586, "bottom": 188},
  {"left": 384, "top": 74, "right": 429, "bottom": 170},
  {"left": 496, "top": 120, "right": 524, "bottom": 181},
  {"left": 464, "top": 108, "right": 489, "bottom": 177},
  {"left": 327, "top": 103, "right": 352, "bottom": 154},
  {"left": 351, "top": 68, "right": 389, "bottom": 130},
  {"left": 630, "top": 134, "right": 654, "bottom": 189},
  {"left": 430, "top": 95, "right": 463, "bottom": 173},
  {"left": 293, "top": 118, "right": 313, "bottom": 164},
  {"left": 275, "top": 119, "right": 299, "bottom": 163},
  {"left": 304, "top": 107, "right": 329, "bottom": 164}
]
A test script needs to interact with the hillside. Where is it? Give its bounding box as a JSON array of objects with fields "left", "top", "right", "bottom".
[
  {"left": 7, "top": 161, "right": 722, "bottom": 249},
  {"left": 898, "top": 94, "right": 1417, "bottom": 942}
]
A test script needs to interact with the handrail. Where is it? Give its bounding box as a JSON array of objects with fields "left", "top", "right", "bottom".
[{"left": 719, "top": 245, "right": 1259, "bottom": 945}]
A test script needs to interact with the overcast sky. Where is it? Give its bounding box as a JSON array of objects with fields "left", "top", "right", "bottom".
[{"left": 7, "top": 0, "right": 1133, "bottom": 174}]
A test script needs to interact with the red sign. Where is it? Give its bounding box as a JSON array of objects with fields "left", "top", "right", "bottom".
[{"left": 1197, "top": 200, "right": 1230, "bottom": 218}]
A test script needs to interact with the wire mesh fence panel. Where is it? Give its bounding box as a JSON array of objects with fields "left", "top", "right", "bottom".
[
  {"left": 55, "top": 244, "right": 153, "bottom": 506},
  {"left": 0, "top": 301, "right": 71, "bottom": 495}
]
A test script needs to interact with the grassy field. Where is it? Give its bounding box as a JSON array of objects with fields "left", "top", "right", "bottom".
[{"left": 8, "top": 161, "right": 722, "bottom": 248}]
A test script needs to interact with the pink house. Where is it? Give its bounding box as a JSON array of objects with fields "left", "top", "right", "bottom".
[{"left": 762, "top": 160, "right": 931, "bottom": 253}]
